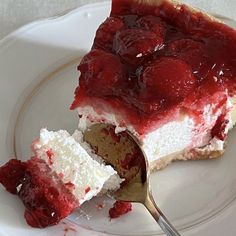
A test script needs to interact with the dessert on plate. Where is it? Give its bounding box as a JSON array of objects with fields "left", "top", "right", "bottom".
[
  {"left": 0, "top": 129, "right": 122, "bottom": 227},
  {"left": 1, "top": 0, "right": 236, "bottom": 229},
  {"left": 71, "top": 0, "right": 236, "bottom": 170}
]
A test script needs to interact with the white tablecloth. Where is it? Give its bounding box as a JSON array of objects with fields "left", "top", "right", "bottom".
[{"left": 0, "top": 0, "right": 236, "bottom": 39}]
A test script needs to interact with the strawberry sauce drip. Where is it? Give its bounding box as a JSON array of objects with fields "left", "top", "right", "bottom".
[
  {"left": 211, "top": 114, "right": 229, "bottom": 140},
  {"left": 0, "top": 158, "right": 79, "bottom": 228},
  {"left": 109, "top": 201, "right": 132, "bottom": 219},
  {"left": 85, "top": 186, "right": 91, "bottom": 194},
  {"left": 71, "top": 0, "right": 236, "bottom": 135}
]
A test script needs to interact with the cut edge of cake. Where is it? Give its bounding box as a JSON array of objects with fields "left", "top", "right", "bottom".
[
  {"left": 0, "top": 129, "right": 123, "bottom": 228},
  {"left": 32, "top": 128, "right": 123, "bottom": 201},
  {"left": 76, "top": 95, "right": 236, "bottom": 171},
  {"left": 73, "top": 0, "right": 236, "bottom": 170}
]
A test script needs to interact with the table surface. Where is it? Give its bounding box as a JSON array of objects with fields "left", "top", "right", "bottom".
[{"left": 0, "top": 0, "right": 236, "bottom": 40}]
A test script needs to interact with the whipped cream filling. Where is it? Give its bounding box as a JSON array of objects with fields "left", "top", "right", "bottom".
[
  {"left": 76, "top": 95, "right": 236, "bottom": 163},
  {"left": 33, "top": 129, "right": 122, "bottom": 205}
]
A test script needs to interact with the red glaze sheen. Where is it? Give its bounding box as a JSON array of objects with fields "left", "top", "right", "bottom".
[
  {"left": 141, "top": 57, "right": 196, "bottom": 101},
  {"left": 85, "top": 186, "right": 91, "bottom": 194},
  {"left": 109, "top": 201, "right": 132, "bottom": 219},
  {"left": 71, "top": 0, "right": 236, "bottom": 135},
  {"left": 0, "top": 159, "right": 26, "bottom": 194},
  {"left": 0, "top": 158, "right": 79, "bottom": 228}
]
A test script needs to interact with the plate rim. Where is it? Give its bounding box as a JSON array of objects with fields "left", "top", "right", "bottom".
[
  {"left": 0, "top": 1, "right": 111, "bottom": 52},
  {"left": 0, "top": 1, "right": 236, "bottom": 236}
]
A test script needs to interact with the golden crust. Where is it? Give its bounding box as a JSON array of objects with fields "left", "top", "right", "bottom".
[{"left": 150, "top": 143, "right": 226, "bottom": 172}]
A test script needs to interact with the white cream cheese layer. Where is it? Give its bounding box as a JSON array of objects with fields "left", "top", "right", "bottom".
[
  {"left": 33, "top": 129, "right": 122, "bottom": 205},
  {"left": 141, "top": 117, "right": 194, "bottom": 162},
  {"left": 77, "top": 106, "right": 195, "bottom": 162},
  {"left": 76, "top": 95, "right": 236, "bottom": 163}
]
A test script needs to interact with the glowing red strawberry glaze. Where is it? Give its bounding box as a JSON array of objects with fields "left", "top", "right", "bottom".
[
  {"left": 0, "top": 159, "right": 26, "bottom": 194},
  {"left": 71, "top": 0, "right": 236, "bottom": 136},
  {"left": 85, "top": 186, "right": 91, "bottom": 194},
  {"left": 0, "top": 158, "right": 79, "bottom": 228}
]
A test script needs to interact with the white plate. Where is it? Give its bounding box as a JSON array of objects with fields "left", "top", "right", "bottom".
[{"left": 0, "top": 1, "right": 236, "bottom": 235}]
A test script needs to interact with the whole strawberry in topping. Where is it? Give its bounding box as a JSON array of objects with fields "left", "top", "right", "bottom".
[
  {"left": 167, "top": 39, "right": 205, "bottom": 71},
  {"left": 114, "top": 28, "right": 164, "bottom": 64},
  {"left": 136, "top": 15, "right": 166, "bottom": 38},
  {"left": 93, "top": 17, "right": 124, "bottom": 51},
  {"left": 78, "top": 49, "right": 124, "bottom": 96},
  {"left": 141, "top": 57, "right": 196, "bottom": 101}
]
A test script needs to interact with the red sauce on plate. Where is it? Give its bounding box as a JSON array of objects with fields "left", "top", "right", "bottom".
[
  {"left": 109, "top": 200, "right": 132, "bottom": 219},
  {"left": 0, "top": 158, "right": 79, "bottom": 228}
]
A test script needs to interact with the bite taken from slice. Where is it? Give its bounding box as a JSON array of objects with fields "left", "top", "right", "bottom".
[
  {"left": 71, "top": 0, "right": 236, "bottom": 170},
  {"left": 0, "top": 129, "right": 122, "bottom": 228}
]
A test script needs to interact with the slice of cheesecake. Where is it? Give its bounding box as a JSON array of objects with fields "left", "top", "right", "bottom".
[
  {"left": 0, "top": 129, "right": 122, "bottom": 228},
  {"left": 71, "top": 0, "right": 236, "bottom": 170}
]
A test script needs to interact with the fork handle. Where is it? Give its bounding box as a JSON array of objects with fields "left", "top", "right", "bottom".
[{"left": 144, "top": 194, "right": 181, "bottom": 236}]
